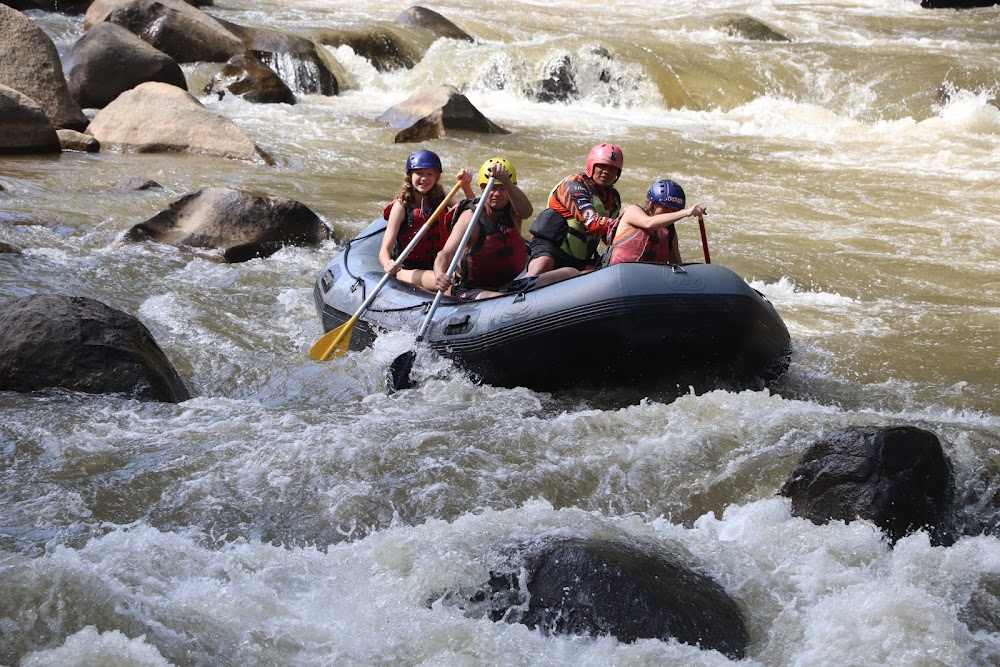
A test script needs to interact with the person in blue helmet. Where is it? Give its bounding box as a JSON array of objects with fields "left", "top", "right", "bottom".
[
  {"left": 601, "top": 179, "right": 707, "bottom": 267},
  {"left": 380, "top": 149, "right": 474, "bottom": 291}
]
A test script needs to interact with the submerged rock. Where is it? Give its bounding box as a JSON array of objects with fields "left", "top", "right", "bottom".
[
  {"left": 0, "top": 294, "right": 191, "bottom": 403},
  {"left": 482, "top": 538, "right": 749, "bottom": 659},
  {"left": 205, "top": 53, "right": 295, "bottom": 104},
  {"left": 780, "top": 425, "right": 956, "bottom": 545}
]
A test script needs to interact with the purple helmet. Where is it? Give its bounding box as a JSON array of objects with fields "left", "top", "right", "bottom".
[
  {"left": 406, "top": 150, "right": 442, "bottom": 173},
  {"left": 647, "top": 179, "right": 685, "bottom": 210}
]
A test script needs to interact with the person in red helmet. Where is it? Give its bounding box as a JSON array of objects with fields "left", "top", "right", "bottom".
[
  {"left": 601, "top": 179, "right": 707, "bottom": 267},
  {"left": 379, "top": 149, "right": 474, "bottom": 291},
  {"left": 525, "top": 142, "right": 624, "bottom": 275}
]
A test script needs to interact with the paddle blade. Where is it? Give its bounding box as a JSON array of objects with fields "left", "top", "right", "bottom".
[
  {"left": 386, "top": 350, "right": 417, "bottom": 394},
  {"left": 308, "top": 317, "right": 357, "bottom": 361}
]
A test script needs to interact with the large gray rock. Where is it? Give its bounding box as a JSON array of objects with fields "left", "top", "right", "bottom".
[
  {"left": 85, "top": 0, "right": 213, "bottom": 28},
  {"left": 0, "top": 6, "right": 89, "bottom": 131},
  {"left": 0, "top": 84, "right": 60, "bottom": 154},
  {"left": 718, "top": 16, "right": 791, "bottom": 42},
  {"left": 0, "top": 294, "right": 191, "bottom": 403},
  {"left": 125, "top": 187, "right": 332, "bottom": 262},
  {"left": 780, "top": 425, "right": 956, "bottom": 545},
  {"left": 63, "top": 22, "right": 187, "bottom": 109},
  {"left": 485, "top": 538, "right": 749, "bottom": 659},
  {"left": 86, "top": 81, "right": 275, "bottom": 164},
  {"left": 394, "top": 6, "right": 474, "bottom": 42},
  {"left": 102, "top": 0, "right": 244, "bottom": 63},
  {"left": 377, "top": 84, "right": 508, "bottom": 143}
]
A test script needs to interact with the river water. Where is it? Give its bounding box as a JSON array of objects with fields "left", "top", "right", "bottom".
[{"left": 2, "top": 0, "right": 1000, "bottom": 664}]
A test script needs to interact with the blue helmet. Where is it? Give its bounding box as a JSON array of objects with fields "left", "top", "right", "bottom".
[
  {"left": 647, "top": 179, "right": 685, "bottom": 210},
  {"left": 406, "top": 150, "right": 442, "bottom": 173}
]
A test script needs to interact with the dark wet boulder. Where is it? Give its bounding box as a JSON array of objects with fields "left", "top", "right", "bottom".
[
  {"left": 0, "top": 84, "right": 61, "bottom": 154},
  {"left": 485, "top": 538, "right": 749, "bottom": 659},
  {"left": 535, "top": 54, "right": 578, "bottom": 103},
  {"left": 63, "top": 22, "right": 187, "bottom": 109},
  {"left": 394, "top": 6, "right": 474, "bottom": 42},
  {"left": 215, "top": 20, "right": 341, "bottom": 96},
  {"left": 103, "top": 0, "right": 243, "bottom": 63},
  {"left": 56, "top": 128, "right": 100, "bottom": 152},
  {"left": 378, "top": 84, "right": 508, "bottom": 143},
  {"left": 921, "top": 0, "right": 999, "bottom": 6},
  {"left": 125, "top": 187, "right": 332, "bottom": 262},
  {"left": 718, "top": 16, "right": 791, "bottom": 42},
  {"left": 1, "top": 0, "right": 91, "bottom": 12},
  {"left": 110, "top": 177, "right": 162, "bottom": 191},
  {"left": 86, "top": 81, "right": 275, "bottom": 164},
  {"left": 0, "top": 294, "right": 191, "bottom": 403},
  {"left": 0, "top": 6, "right": 89, "bottom": 131},
  {"left": 205, "top": 53, "right": 295, "bottom": 104},
  {"left": 312, "top": 26, "right": 423, "bottom": 73},
  {"left": 780, "top": 425, "right": 956, "bottom": 545},
  {"left": 0, "top": 242, "right": 20, "bottom": 253}
]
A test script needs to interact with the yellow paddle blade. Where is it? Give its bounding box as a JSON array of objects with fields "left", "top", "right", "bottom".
[{"left": 308, "top": 316, "right": 358, "bottom": 361}]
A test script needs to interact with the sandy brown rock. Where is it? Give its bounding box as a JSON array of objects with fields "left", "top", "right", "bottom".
[
  {"left": 0, "top": 84, "right": 61, "bottom": 154},
  {"left": 86, "top": 81, "right": 274, "bottom": 164},
  {"left": 0, "top": 6, "right": 89, "bottom": 131},
  {"left": 377, "top": 84, "right": 508, "bottom": 143},
  {"left": 57, "top": 129, "right": 100, "bottom": 152}
]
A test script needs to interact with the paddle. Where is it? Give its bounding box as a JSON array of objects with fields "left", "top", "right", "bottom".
[
  {"left": 698, "top": 213, "right": 711, "bottom": 264},
  {"left": 308, "top": 179, "right": 465, "bottom": 361},
  {"left": 386, "top": 176, "right": 497, "bottom": 393}
]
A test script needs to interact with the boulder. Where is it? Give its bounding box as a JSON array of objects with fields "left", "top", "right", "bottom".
[
  {"left": 86, "top": 81, "right": 275, "bottom": 164},
  {"left": 0, "top": 294, "right": 191, "bottom": 403},
  {"left": 0, "top": 6, "right": 89, "bottom": 131},
  {"left": 718, "top": 16, "right": 791, "bottom": 42},
  {"left": 125, "top": 187, "right": 331, "bottom": 262},
  {"left": 921, "top": 0, "right": 999, "bottom": 6},
  {"left": 215, "top": 20, "right": 340, "bottom": 96},
  {"left": 86, "top": 0, "right": 213, "bottom": 28},
  {"left": 780, "top": 425, "right": 956, "bottom": 545},
  {"left": 2, "top": 0, "right": 90, "bottom": 12},
  {"left": 63, "top": 22, "right": 187, "bottom": 109},
  {"left": 205, "top": 53, "right": 295, "bottom": 104},
  {"left": 485, "top": 538, "right": 749, "bottom": 659},
  {"left": 103, "top": 0, "right": 243, "bottom": 63},
  {"left": 394, "top": 6, "right": 474, "bottom": 42},
  {"left": 110, "top": 177, "right": 162, "bottom": 191},
  {"left": 57, "top": 128, "right": 100, "bottom": 152},
  {"left": 0, "top": 242, "right": 21, "bottom": 253},
  {"left": 312, "top": 26, "right": 423, "bottom": 72},
  {"left": 0, "top": 84, "right": 61, "bottom": 154},
  {"left": 377, "top": 84, "right": 508, "bottom": 143},
  {"left": 535, "top": 54, "right": 578, "bottom": 103}
]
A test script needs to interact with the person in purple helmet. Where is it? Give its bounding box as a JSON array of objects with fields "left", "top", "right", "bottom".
[
  {"left": 601, "top": 179, "right": 707, "bottom": 267},
  {"left": 379, "top": 149, "right": 474, "bottom": 291}
]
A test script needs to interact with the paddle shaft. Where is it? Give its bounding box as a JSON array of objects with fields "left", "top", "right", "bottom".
[
  {"left": 348, "top": 179, "right": 464, "bottom": 323},
  {"left": 415, "top": 177, "right": 496, "bottom": 342},
  {"left": 698, "top": 213, "right": 711, "bottom": 264},
  {"left": 308, "top": 179, "right": 463, "bottom": 360}
]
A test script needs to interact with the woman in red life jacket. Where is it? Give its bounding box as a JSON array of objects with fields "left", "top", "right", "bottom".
[
  {"left": 435, "top": 158, "right": 579, "bottom": 300},
  {"left": 380, "top": 149, "right": 474, "bottom": 291},
  {"left": 602, "top": 179, "right": 707, "bottom": 267}
]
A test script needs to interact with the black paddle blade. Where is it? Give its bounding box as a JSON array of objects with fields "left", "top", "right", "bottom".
[{"left": 386, "top": 350, "right": 417, "bottom": 394}]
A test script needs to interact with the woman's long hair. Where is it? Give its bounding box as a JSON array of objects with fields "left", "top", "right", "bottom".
[{"left": 396, "top": 173, "right": 446, "bottom": 211}]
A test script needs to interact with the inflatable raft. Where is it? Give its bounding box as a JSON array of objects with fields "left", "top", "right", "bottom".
[{"left": 312, "top": 219, "right": 791, "bottom": 392}]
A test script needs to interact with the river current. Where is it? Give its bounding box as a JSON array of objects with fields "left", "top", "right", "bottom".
[{"left": 2, "top": 0, "right": 1000, "bottom": 664}]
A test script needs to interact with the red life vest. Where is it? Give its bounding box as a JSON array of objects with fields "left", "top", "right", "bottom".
[
  {"left": 382, "top": 200, "right": 447, "bottom": 269},
  {"left": 606, "top": 223, "right": 676, "bottom": 266},
  {"left": 453, "top": 199, "right": 527, "bottom": 289}
]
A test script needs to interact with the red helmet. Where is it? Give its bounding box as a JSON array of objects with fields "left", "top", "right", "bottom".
[{"left": 585, "top": 143, "right": 624, "bottom": 180}]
